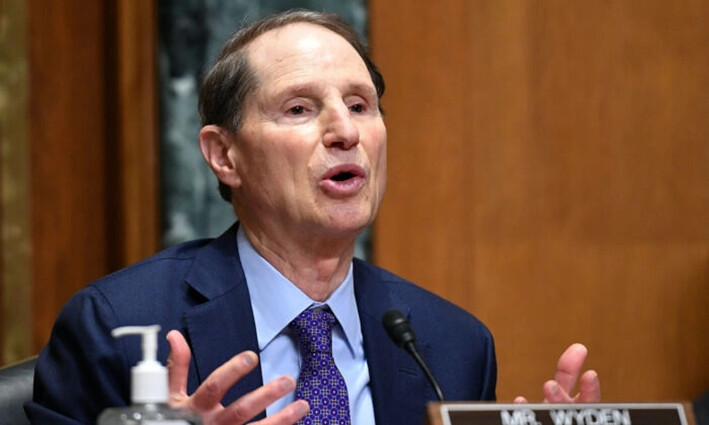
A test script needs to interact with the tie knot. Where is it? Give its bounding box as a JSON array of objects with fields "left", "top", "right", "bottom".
[{"left": 289, "top": 307, "right": 337, "bottom": 354}]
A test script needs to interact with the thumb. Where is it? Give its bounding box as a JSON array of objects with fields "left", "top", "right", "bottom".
[{"left": 166, "top": 330, "right": 191, "bottom": 401}]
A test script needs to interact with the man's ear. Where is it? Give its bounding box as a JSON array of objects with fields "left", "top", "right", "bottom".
[{"left": 199, "top": 125, "right": 241, "bottom": 189}]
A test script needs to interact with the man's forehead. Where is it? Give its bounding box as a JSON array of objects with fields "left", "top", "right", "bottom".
[
  {"left": 243, "top": 22, "right": 371, "bottom": 88},
  {"left": 245, "top": 22, "right": 354, "bottom": 64}
]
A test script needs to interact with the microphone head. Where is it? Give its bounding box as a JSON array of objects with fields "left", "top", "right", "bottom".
[{"left": 382, "top": 309, "right": 416, "bottom": 348}]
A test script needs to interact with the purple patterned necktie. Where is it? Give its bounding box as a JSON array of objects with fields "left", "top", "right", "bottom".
[{"left": 289, "top": 307, "right": 352, "bottom": 425}]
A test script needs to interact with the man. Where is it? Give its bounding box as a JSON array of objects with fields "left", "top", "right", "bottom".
[{"left": 26, "top": 10, "right": 600, "bottom": 425}]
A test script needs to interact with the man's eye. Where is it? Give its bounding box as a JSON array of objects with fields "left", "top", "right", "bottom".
[
  {"left": 350, "top": 104, "right": 364, "bottom": 113},
  {"left": 288, "top": 105, "right": 305, "bottom": 115}
]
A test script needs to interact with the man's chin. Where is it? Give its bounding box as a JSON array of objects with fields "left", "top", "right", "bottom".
[{"left": 313, "top": 216, "right": 371, "bottom": 242}]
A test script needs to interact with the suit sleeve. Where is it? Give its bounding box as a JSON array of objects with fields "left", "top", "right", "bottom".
[
  {"left": 479, "top": 326, "right": 497, "bottom": 401},
  {"left": 25, "top": 286, "right": 131, "bottom": 424}
]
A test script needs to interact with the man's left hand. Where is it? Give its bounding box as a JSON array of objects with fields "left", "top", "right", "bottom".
[{"left": 515, "top": 343, "right": 601, "bottom": 403}]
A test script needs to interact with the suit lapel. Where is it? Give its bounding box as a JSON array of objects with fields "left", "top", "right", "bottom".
[
  {"left": 354, "top": 261, "right": 429, "bottom": 425},
  {"left": 180, "top": 224, "right": 265, "bottom": 416}
]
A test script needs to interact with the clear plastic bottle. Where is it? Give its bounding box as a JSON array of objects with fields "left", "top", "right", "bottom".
[
  {"left": 98, "top": 402, "right": 200, "bottom": 425},
  {"left": 97, "top": 325, "right": 202, "bottom": 425}
]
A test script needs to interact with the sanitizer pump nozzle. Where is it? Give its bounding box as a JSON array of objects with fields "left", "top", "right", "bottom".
[
  {"left": 112, "top": 325, "right": 167, "bottom": 404},
  {"left": 98, "top": 325, "right": 202, "bottom": 424}
]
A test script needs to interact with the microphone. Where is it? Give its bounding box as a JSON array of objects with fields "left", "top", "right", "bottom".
[{"left": 382, "top": 309, "right": 445, "bottom": 401}]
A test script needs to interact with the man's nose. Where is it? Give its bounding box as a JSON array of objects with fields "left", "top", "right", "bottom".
[{"left": 322, "top": 104, "right": 360, "bottom": 149}]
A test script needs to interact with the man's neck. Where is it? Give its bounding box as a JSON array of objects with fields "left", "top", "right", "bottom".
[{"left": 241, "top": 224, "right": 357, "bottom": 302}]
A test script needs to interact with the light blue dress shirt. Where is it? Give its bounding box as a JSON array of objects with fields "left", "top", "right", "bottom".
[{"left": 237, "top": 227, "right": 376, "bottom": 424}]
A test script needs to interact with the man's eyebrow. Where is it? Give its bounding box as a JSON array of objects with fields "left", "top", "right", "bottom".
[
  {"left": 275, "top": 80, "right": 377, "bottom": 98},
  {"left": 275, "top": 82, "right": 323, "bottom": 98},
  {"left": 346, "top": 82, "right": 378, "bottom": 98}
]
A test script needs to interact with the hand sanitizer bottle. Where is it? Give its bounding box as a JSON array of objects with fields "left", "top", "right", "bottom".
[{"left": 97, "top": 325, "right": 202, "bottom": 425}]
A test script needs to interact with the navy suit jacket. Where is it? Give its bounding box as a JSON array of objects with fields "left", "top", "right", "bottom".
[{"left": 26, "top": 224, "right": 496, "bottom": 424}]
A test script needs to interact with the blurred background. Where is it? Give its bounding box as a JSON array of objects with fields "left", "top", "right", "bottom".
[{"left": 0, "top": 0, "right": 707, "bottom": 403}]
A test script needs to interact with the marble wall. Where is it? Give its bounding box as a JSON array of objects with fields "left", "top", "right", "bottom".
[
  {"left": 157, "top": 0, "right": 370, "bottom": 258},
  {"left": 0, "top": 0, "right": 31, "bottom": 363}
]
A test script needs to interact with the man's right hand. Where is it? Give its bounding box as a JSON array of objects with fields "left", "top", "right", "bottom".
[{"left": 166, "top": 330, "right": 309, "bottom": 424}]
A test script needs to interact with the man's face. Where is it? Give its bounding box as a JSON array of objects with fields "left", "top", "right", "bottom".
[{"left": 231, "top": 23, "right": 387, "bottom": 241}]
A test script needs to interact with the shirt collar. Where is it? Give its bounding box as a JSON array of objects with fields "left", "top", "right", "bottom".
[{"left": 237, "top": 226, "right": 362, "bottom": 356}]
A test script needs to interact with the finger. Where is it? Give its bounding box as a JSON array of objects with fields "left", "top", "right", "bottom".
[
  {"left": 215, "top": 376, "right": 301, "bottom": 424},
  {"left": 543, "top": 380, "right": 573, "bottom": 403},
  {"left": 554, "top": 343, "right": 588, "bottom": 395},
  {"left": 166, "top": 330, "right": 191, "bottom": 398},
  {"left": 577, "top": 370, "right": 601, "bottom": 402},
  {"left": 253, "top": 400, "right": 310, "bottom": 425},
  {"left": 190, "top": 350, "right": 259, "bottom": 413}
]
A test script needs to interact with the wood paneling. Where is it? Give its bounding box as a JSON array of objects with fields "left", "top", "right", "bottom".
[
  {"left": 370, "top": 0, "right": 708, "bottom": 402},
  {"left": 28, "top": 0, "right": 159, "bottom": 351},
  {"left": 29, "top": 0, "right": 111, "bottom": 351},
  {"left": 115, "top": 1, "right": 160, "bottom": 265}
]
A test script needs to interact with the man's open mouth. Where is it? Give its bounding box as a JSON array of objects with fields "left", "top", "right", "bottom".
[
  {"left": 320, "top": 165, "right": 366, "bottom": 196},
  {"left": 330, "top": 171, "right": 357, "bottom": 182}
]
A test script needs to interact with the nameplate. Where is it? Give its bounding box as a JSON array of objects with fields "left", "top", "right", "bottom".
[{"left": 429, "top": 403, "right": 690, "bottom": 425}]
